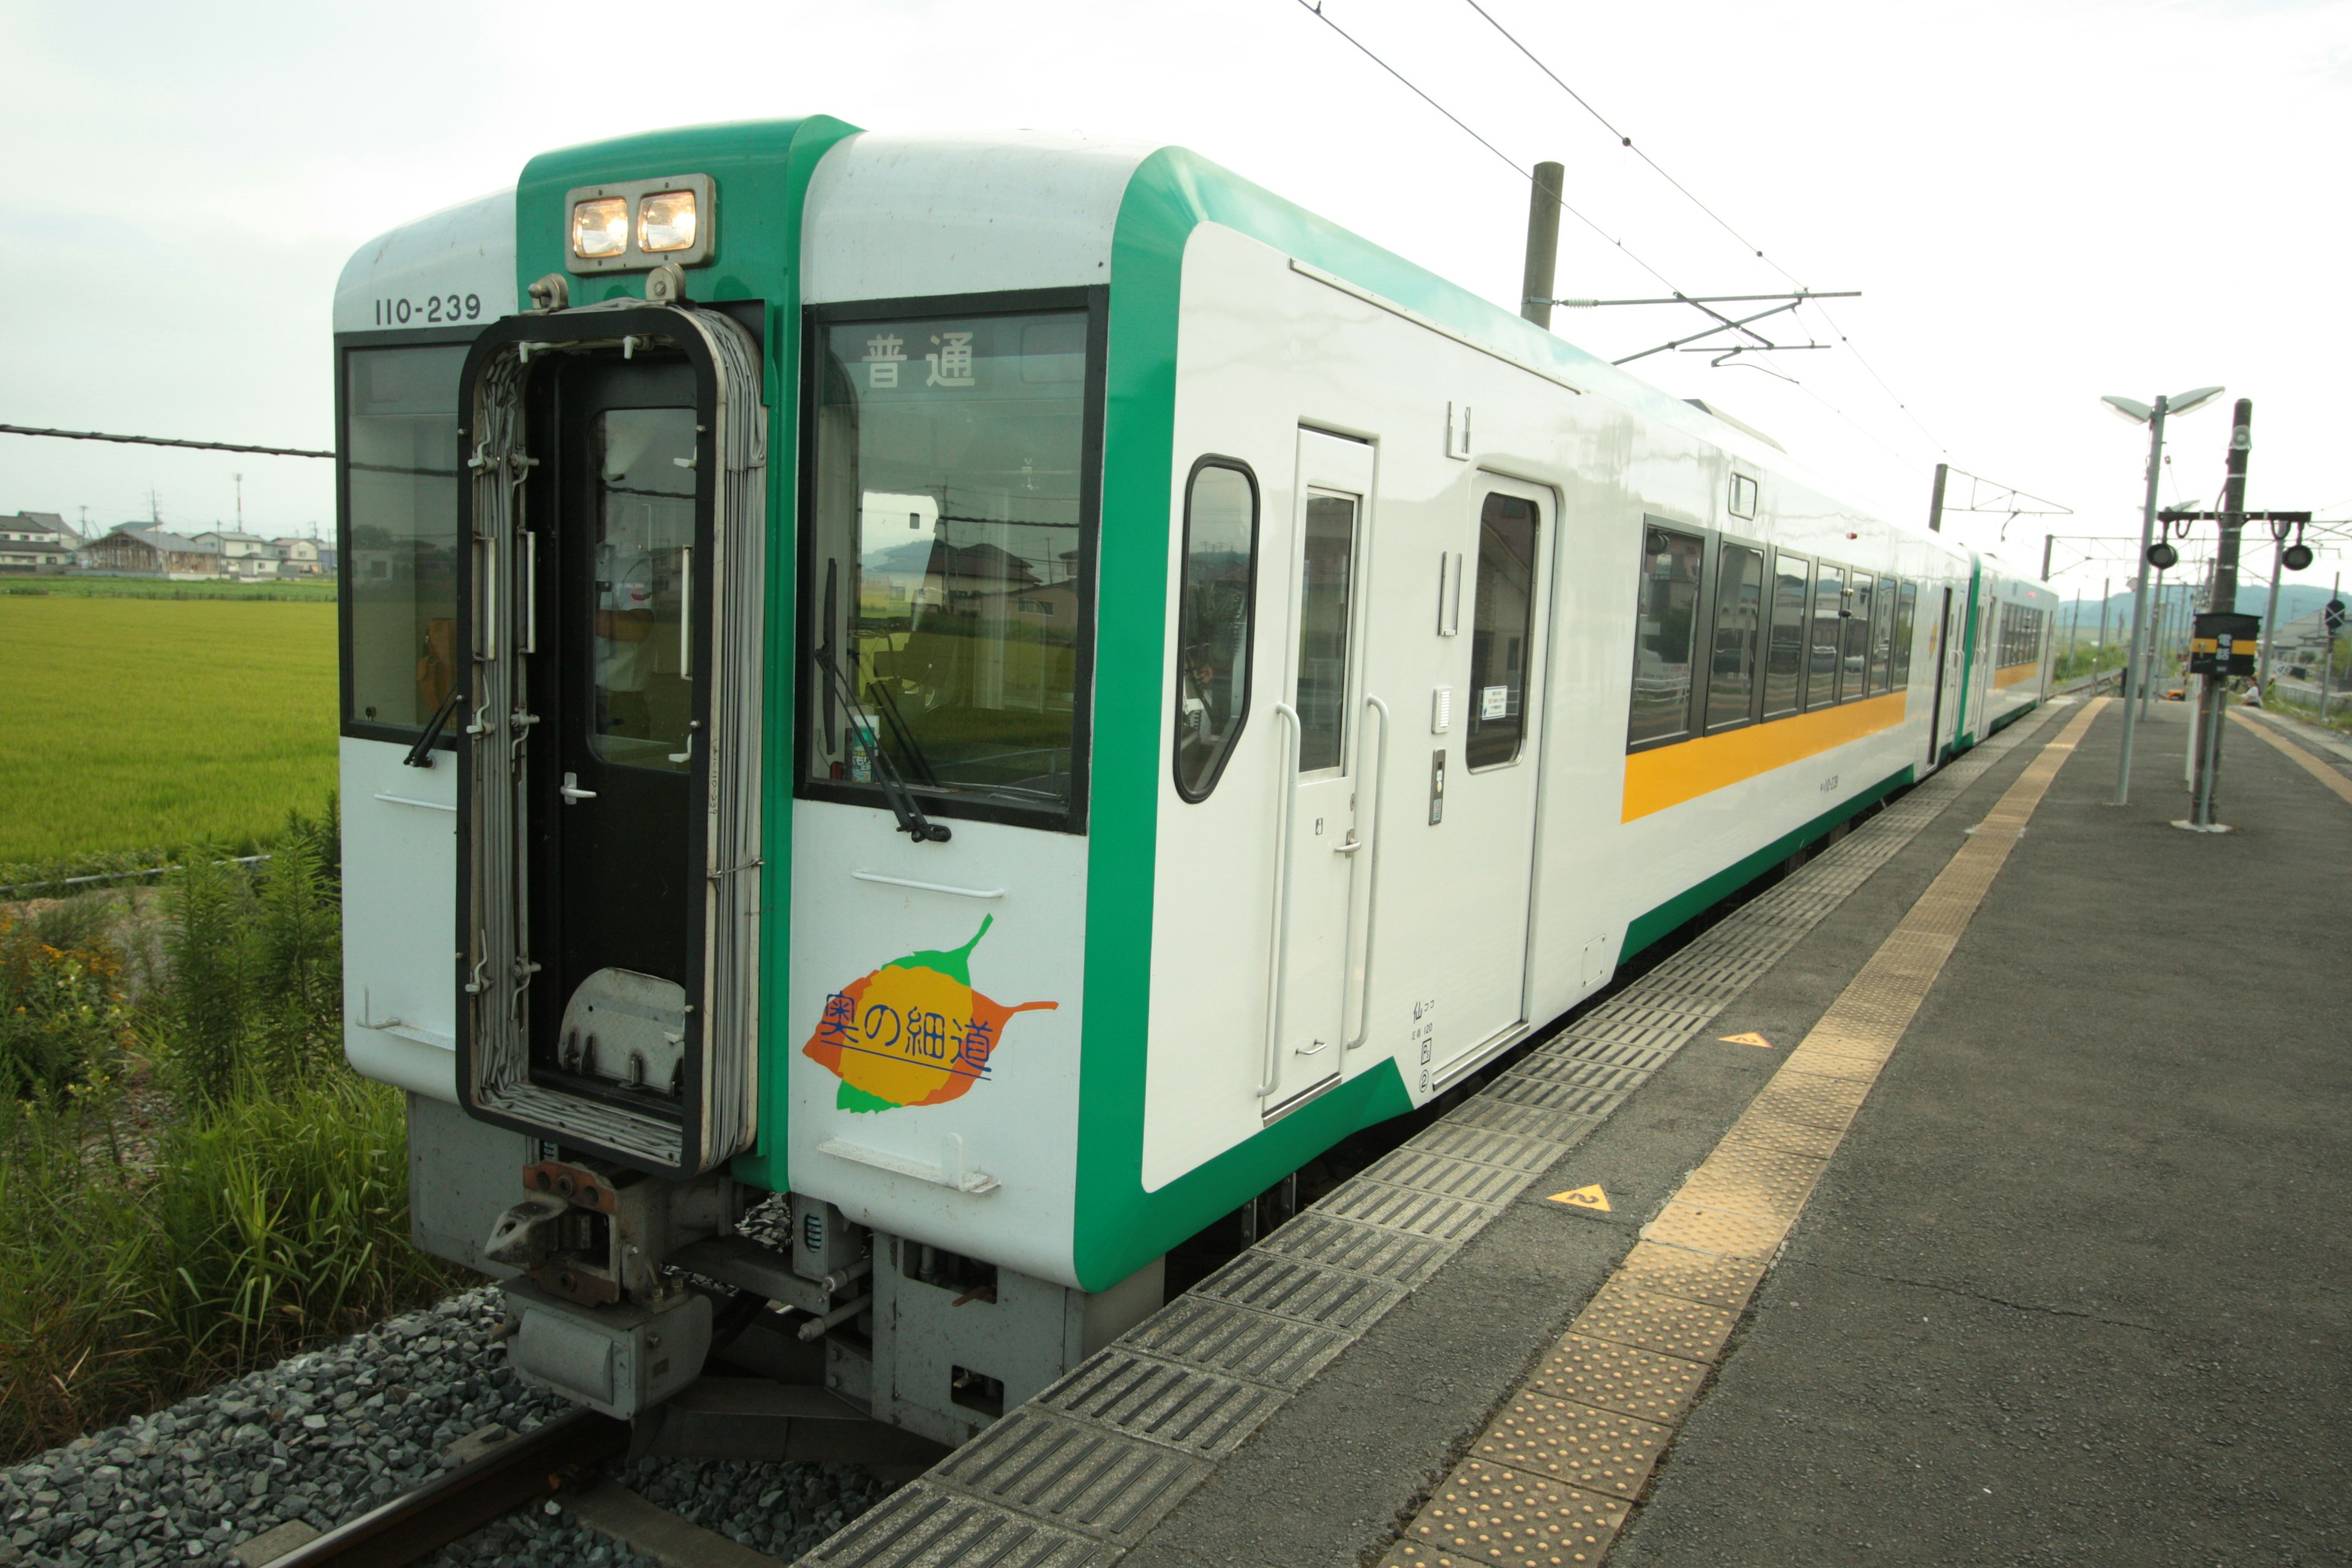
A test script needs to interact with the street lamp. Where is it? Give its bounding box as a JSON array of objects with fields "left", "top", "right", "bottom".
[{"left": 2101, "top": 385, "right": 2224, "bottom": 805}]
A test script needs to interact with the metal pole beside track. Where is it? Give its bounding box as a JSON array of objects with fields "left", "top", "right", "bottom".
[
  {"left": 1520, "top": 161, "right": 1564, "bottom": 329},
  {"left": 2116, "top": 396, "right": 2170, "bottom": 804},
  {"left": 2189, "top": 399, "right": 2253, "bottom": 829}
]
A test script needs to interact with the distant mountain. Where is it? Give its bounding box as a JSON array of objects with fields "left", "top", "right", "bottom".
[{"left": 2059, "top": 582, "right": 2344, "bottom": 630}]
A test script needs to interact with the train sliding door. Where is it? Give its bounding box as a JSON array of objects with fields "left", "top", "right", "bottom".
[
  {"left": 1428, "top": 477, "right": 1551, "bottom": 1080},
  {"left": 1263, "top": 429, "right": 1374, "bottom": 1114}
]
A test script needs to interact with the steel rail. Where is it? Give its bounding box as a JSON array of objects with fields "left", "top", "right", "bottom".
[{"left": 272, "top": 1406, "right": 628, "bottom": 1568}]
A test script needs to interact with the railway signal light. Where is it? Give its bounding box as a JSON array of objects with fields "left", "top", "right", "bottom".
[
  {"left": 2327, "top": 598, "right": 2346, "bottom": 634},
  {"left": 2284, "top": 542, "right": 2315, "bottom": 571},
  {"left": 2148, "top": 540, "right": 2179, "bottom": 570}
]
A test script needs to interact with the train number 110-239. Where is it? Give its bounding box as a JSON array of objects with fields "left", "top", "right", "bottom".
[{"left": 374, "top": 293, "right": 483, "bottom": 326}]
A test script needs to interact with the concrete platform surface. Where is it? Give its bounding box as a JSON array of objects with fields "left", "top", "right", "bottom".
[{"left": 1609, "top": 701, "right": 2352, "bottom": 1566}]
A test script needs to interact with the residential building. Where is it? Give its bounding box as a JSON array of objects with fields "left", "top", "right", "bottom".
[{"left": 85, "top": 524, "right": 217, "bottom": 578}]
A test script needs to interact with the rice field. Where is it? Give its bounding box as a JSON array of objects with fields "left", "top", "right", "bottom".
[{"left": 0, "top": 592, "right": 337, "bottom": 864}]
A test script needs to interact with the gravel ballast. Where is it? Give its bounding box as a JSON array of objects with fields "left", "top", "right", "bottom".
[{"left": 0, "top": 1288, "right": 891, "bottom": 1568}]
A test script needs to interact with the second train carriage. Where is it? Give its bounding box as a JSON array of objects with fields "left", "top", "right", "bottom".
[{"left": 334, "top": 118, "right": 2058, "bottom": 1444}]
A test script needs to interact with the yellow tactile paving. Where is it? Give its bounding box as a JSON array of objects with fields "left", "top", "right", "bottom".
[
  {"left": 1673, "top": 1140, "right": 1826, "bottom": 1221},
  {"left": 1401, "top": 1458, "right": 1630, "bottom": 1567},
  {"left": 1570, "top": 1277, "right": 1740, "bottom": 1363},
  {"left": 2231, "top": 710, "right": 2352, "bottom": 808},
  {"left": 1378, "top": 701, "right": 2107, "bottom": 1566},
  {"left": 1474, "top": 1392, "right": 1674, "bottom": 1498},
  {"left": 1611, "top": 1242, "right": 1766, "bottom": 1311},
  {"left": 1638, "top": 1200, "right": 1790, "bottom": 1261},
  {"left": 1526, "top": 1334, "right": 1711, "bottom": 1426}
]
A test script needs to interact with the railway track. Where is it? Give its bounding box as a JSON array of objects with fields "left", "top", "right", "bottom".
[{"left": 270, "top": 1407, "right": 628, "bottom": 1568}]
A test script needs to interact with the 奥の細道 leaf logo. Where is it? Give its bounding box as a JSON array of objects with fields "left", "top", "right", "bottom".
[{"left": 801, "top": 915, "right": 1058, "bottom": 1112}]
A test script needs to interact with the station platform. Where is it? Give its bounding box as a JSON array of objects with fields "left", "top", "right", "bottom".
[{"left": 796, "top": 697, "right": 2352, "bottom": 1568}]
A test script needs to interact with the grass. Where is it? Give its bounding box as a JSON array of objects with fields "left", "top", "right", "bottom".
[
  {"left": 0, "top": 595, "right": 338, "bottom": 863},
  {"left": 1, "top": 576, "right": 338, "bottom": 602},
  {"left": 0, "top": 808, "right": 451, "bottom": 1463}
]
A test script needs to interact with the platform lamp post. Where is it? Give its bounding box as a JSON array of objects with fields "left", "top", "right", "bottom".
[{"left": 2101, "top": 386, "right": 2225, "bottom": 805}]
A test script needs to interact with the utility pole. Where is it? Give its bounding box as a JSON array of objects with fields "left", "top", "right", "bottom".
[
  {"left": 2116, "top": 395, "right": 2173, "bottom": 804},
  {"left": 2095, "top": 577, "right": 2111, "bottom": 677},
  {"left": 2041, "top": 533, "right": 2054, "bottom": 582},
  {"left": 2187, "top": 399, "right": 2252, "bottom": 829},
  {"left": 1519, "top": 162, "right": 1564, "bottom": 329},
  {"left": 2258, "top": 522, "right": 2288, "bottom": 690},
  {"left": 2314, "top": 571, "right": 2333, "bottom": 728},
  {"left": 234, "top": 472, "right": 244, "bottom": 531},
  {"left": 1928, "top": 462, "right": 1950, "bottom": 533}
]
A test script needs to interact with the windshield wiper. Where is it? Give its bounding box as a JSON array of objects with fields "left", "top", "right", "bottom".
[
  {"left": 814, "top": 644, "right": 951, "bottom": 843},
  {"left": 403, "top": 687, "right": 464, "bottom": 769}
]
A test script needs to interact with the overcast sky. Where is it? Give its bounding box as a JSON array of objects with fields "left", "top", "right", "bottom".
[{"left": 6, "top": 0, "right": 2348, "bottom": 599}]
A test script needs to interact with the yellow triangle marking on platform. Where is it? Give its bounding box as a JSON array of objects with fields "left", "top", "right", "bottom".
[
  {"left": 1719, "top": 1031, "right": 1773, "bottom": 1048},
  {"left": 1548, "top": 1185, "right": 1611, "bottom": 1212}
]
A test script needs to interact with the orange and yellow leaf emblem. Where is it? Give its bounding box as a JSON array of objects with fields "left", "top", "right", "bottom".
[{"left": 801, "top": 915, "right": 1057, "bottom": 1112}]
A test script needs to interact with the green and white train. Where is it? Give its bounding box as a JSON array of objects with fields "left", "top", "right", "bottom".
[{"left": 336, "top": 118, "right": 2056, "bottom": 1444}]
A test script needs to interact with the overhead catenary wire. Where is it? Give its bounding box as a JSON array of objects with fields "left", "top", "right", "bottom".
[
  {"left": 1451, "top": 0, "right": 1948, "bottom": 457},
  {"left": 1288, "top": 0, "right": 1690, "bottom": 297},
  {"left": 0, "top": 423, "right": 332, "bottom": 460}
]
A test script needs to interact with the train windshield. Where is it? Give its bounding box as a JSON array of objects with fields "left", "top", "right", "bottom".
[{"left": 804, "top": 305, "right": 1094, "bottom": 827}]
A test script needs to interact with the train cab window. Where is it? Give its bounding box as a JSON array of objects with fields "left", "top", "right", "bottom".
[
  {"left": 1891, "top": 581, "right": 1918, "bottom": 688},
  {"left": 1807, "top": 564, "right": 1845, "bottom": 709},
  {"left": 1705, "top": 542, "right": 1764, "bottom": 731},
  {"left": 1467, "top": 492, "right": 1539, "bottom": 768},
  {"left": 1866, "top": 573, "right": 1895, "bottom": 695},
  {"left": 804, "top": 303, "right": 1096, "bottom": 827},
  {"left": 1842, "top": 573, "right": 1874, "bottom": 700},
  {"left": 1763, "top": 552, "right": 1809, "bottom": 719},
  {"left": 1628, "top": 523, "right": 1704, "bottom": 748},
  {"left": 1174, "top": 460, "right": 1258, "bottom": 800},
  {"left": 342, "top": 342, "right": 469, "bottom": 736}
]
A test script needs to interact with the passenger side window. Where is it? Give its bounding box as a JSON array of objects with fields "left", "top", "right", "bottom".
[
  {"left": 1891, "top": 582, "right": 1918, "bottom": 690},
  {"left": 1807, "top": 564, "right": 1845, "bottom": 709},
  {"left": 1173, "top": 461, "right": 1258, "bottom": 800},
  {"left": 1629, "top": 523, "right": 1705, "bottom": 747},
  {"left": 1843, "top": 573, "right": 1874, "bottom": 700},
  {"left": 1706, "top": 543, "right": 1764, "bottom": 731},
  {"left": 1763, "top": 552, "right": 1809, "bottom": 719},
  {"left": 1867, "top": 574, "right": 1894, "bottom": 695},
  {"left": 1467, "top": 492, "right": 1539, "bottom": 769}
]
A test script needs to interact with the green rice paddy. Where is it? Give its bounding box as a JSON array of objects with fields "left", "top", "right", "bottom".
[{"left": 0, "top": 593, "right": 338, "bottom": 864}]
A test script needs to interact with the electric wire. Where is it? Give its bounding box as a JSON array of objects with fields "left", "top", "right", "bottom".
[
  {"left": 1287, "top": 0, "right": 1687, "bottom": 295},
  {"left": 0, "top": 423, "right": 331, "bottom": 460},
  {"left": 1452, "top": 0, "right": 1948, "bottom": 456}
]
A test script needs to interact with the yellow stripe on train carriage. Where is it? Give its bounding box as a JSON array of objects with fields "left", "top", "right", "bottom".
[
  {"left": 1992, "top": 661, "right": 2040, "bottom": 688},
  {"left": 1623, "top": 692, "right": 1909, "bottom": 823}
]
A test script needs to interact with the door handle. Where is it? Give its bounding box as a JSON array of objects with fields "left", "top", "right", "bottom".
[
  {"left": 1295, "top": 1038, "right": 1330, "bottom": 1056},
  {"left": 559, "top": 771, "right": 597, "bottom": 804},
  {"left": 1333, "top": 835, "right": 1364, "bottom": 855}
]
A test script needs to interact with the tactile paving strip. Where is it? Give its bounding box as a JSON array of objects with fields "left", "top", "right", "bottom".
[
  {"left": 1363, "top": 1147, "right": 1542, "bottom": 1206},
  {"left": 1408, "top": 1122, "right": 1575, "bottom": 1172},
  {"left": 1118, "top": 1296, "right": 1351, "bottom": 1391},
  {"left": 1473, "top": 1393, "right": 1674, "bottom": 1498},
  {"left": 1191, "top": 1249, "right": 1407, "bottom": 1332},
  {"left": 804, "top": 1480, "right": 1117, "bottom": 1567},
  {"left": 1611, "top": 1242, "right": 1766, "bottom": 1311},
  {"left": 930, "top": 1409, "right": 1210, "bottom": 1540},
  {"left": 1036, "top": 1350, "right": 1282, "bottom": 1457},
  {"left": 1255, "top": 1213, "right": 1454, "bottom": 1286},
  {"left": 1672, "top": 1140, "right": 1826, "bottom": 1221},
  {"left": 1404, "top": 1458, "right": 1631, "bottom": 1567},
  {"left": 1526, "top": 1333, "right": 1711, "bottom": 1427},
  {"left": 1568, "top": 1278, "right": 1739, "bottom": 1363},
  {"left": 1638, "top": 1200, "right": 1791, "bottom": 1261},
  {"left": 1319, "top": 1178, "right": 1496, "bottom": 1240}
]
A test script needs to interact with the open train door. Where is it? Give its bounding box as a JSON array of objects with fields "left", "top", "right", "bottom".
[
  {"left": 452, "top": 301, "right": 769, "bottom": 1178},
  {"left": 1928, "top": 586, "right": 1954, "bottom": 764}
]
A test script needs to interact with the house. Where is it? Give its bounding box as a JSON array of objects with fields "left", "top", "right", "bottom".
[
  {"left": 273, "top": 536, "right": 326, "bottom": 576},
  {"left": 0, "top": 512, "right": 81, "bottom": 572},
  {"left": 85, "top": 524, "right": 219, "bottom": 578},
  {"left": 190, "top": 530, "right": 283, "bottom": 580}
]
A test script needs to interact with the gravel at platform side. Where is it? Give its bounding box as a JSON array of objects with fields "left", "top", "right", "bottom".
[{"left": 0, "top": 1286, "right": 891, "bottom": 1568}]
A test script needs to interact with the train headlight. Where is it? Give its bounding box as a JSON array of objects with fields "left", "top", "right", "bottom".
[
  {"left": 636, "top": 190, "right": 698, "bottom": 254},
  {"left": 571, "top": 197, "right": 630, "bottom": 260}
]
